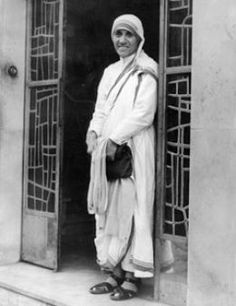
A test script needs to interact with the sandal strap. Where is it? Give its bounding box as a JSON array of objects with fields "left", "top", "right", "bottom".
[
  {"left": 113, "top": 273, "right": 124, "bottom": 284},
  {"left": 106, "top": 273, "right": 123, "bottom": 286},
  {"left": 106, "top": 276, "right": 119, "bottom": 287}
]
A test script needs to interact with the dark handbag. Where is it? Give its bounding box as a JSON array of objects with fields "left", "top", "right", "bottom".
[{"left": 106, "top": 144, "right": 132, "bottom": 181}]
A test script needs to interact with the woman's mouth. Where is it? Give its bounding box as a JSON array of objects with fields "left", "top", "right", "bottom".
[{"left": 118, "top": 45, "right": 128, "bottom": 49}]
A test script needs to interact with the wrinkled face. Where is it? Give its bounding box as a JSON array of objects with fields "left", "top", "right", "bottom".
[{"left": 112, "top": 28, "right": 140, "bottom": 58}]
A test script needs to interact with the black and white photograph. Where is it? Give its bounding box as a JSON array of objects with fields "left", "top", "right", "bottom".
[{"left": 0, "top": 0, "right": 235, "bottom": 305}]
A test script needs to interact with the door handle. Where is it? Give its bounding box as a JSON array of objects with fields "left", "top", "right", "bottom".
[{"left": 7, "top": 65, "right": 18, "bottom": 78}]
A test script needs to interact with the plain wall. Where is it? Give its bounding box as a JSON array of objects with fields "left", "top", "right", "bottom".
[
  {"left": 0, "top": 0, "right": 26, "bottom": 264},
  {"left": 188, "top": 0, "right": 236, "bottom": 305}
]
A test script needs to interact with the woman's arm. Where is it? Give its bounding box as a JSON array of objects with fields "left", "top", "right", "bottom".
[
  {"left": 86, "top": 69, "right": 110, "bottom": 154},
  {"left": 88, "top": 68, "right": 109, "bottom": 137},
  {"left": 109, "top": 73, "right": 158, "bottom": 145}
]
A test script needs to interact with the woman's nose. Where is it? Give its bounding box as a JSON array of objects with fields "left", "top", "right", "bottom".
[{"left": 119, "top": 34, "right": 126, "bottom": 43}]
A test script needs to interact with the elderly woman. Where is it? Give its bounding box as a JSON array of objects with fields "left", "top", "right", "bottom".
[{"left": 86, "top": 14, "right": 159, "bottom": 301}]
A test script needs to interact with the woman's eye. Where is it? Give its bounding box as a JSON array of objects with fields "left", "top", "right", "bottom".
[
  {"left": 126, "top": 32, "right": 133, "bottom": 38},
  {"left": 115, "top": 30, "right": 122, "bottom": 37}
]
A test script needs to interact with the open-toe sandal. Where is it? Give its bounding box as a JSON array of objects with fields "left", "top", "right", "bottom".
[
  {"left": 89, "top": 274, "right": 123, "bottom": 295},
  {"left": 89, "top": 282, "right": 114, "bottom": 294},
  {"left": 110, "top": 278, "right": 139, "bottom": 301}
]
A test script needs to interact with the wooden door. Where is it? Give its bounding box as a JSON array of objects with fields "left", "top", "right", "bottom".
[{"left": 21, "top": 0, "right": 64, "bottom": 269}]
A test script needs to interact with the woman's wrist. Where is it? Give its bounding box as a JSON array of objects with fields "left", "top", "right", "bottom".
[
  {"left": 106, "top": 139, "right": 118, "bottom": 161},
  {"left": 86, "top": 130, "right": 98, "bottom": 154}
]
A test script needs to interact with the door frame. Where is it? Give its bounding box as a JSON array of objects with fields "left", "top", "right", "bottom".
[{"left": 154, "top": 0, "right": 166, "bottom": 299}]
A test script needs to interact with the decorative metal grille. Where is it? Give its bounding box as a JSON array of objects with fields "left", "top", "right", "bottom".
[
  {"left": 165, "top": 74, "right": 191, "bottom": 237},
  {"left": 162, "top": 0, "right": 192, "bottom": 238},
  {"left": 167, "top": 0, "right": 192, "bottom": 67},
  {"left": 27, "top": 86, "right": 58, "bottom": 212},
  {"left": 25, "top": 0, "right": 61, "bottom": 213},
  {"left": 31, "top": 0, "right": 60, "bottom": 81}
]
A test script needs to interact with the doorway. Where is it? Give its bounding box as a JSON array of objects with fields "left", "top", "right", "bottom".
[
  {"left": 21, "top": 0, "right": 191, "bottom": 303},
  {"left": 60, "top": 0, "right": 160, "bottom": 275},
  {"left": 21, "top": 0, "right": 159, "bottom": 270}
]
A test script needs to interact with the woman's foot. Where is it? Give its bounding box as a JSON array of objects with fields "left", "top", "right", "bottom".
[
  {"left": 89, "top": 273, "right": 124, "bottom": 295},
  {"left": 110, "top": 276, "right": 140, "bottom": 301}
]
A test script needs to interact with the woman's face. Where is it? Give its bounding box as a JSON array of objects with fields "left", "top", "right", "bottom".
[{"left": 112, "top": 28, "right": 140, "bottom": 58}]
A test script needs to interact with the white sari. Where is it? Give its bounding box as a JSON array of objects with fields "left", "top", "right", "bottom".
[{"left": 88, "top": 51, "right": 173, "bottom": 277}]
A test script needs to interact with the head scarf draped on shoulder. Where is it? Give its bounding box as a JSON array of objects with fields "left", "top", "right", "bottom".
[{"left": 111, "top": 14, "right": 158, "bottom": 78}]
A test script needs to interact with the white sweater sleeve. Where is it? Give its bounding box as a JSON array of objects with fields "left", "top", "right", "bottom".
[{"left": 109, "top": 74, "right": 158, "bottom": 145}]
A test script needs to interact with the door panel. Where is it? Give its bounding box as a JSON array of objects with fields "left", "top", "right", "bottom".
[
  {"left": 154, "top": 0, "right": 192, "bottom": 300},
  {"left": 157, "top": 0, "right": 192, "bottom": 242},
  {"left": 22, "top": 0, "right": 64, "bottom": 269}
]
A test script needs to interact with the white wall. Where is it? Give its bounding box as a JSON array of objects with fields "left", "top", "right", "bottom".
[
  {"left": 188, "top": 1, "right": 236, "bottom": 305},
  {"left": 0, "top": 0, "right": 26, "bottom": 264}
]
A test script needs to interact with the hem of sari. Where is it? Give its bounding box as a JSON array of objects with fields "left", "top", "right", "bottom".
[
  {"left": 133, "top": 263, "right": 154, "bottom": 273},
  {"left": 132, "top": 257, "right": 154, "bottom": 272}
]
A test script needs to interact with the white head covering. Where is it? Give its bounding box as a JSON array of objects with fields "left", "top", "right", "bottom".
[
  {"left": 111, "top": 14, "right": 158, "bottom": 77},
  {"left": 111, "top": 14, "right": 145, "bottom": 59}
]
